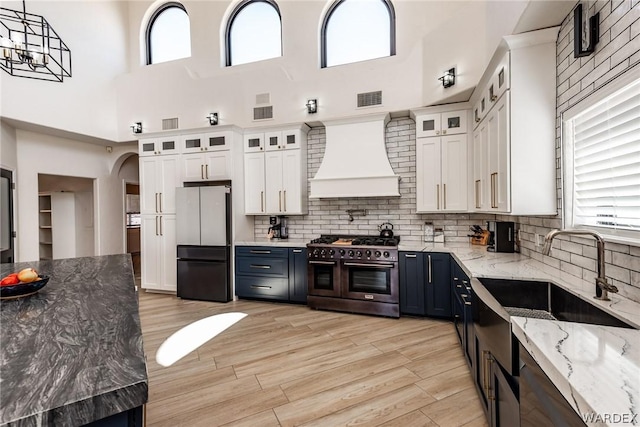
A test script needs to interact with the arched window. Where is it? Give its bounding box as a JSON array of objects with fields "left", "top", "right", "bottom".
[
  {"left": 321, "top": 0, "right": 395, "bottom": 68},
  {"left": 226, "top": 0, "right": 282, "bottom": 66},
  {"left": 146, "top": 2, "right": 191, "bottom": 65}
]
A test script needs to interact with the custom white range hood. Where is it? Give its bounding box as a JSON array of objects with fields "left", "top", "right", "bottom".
[{"left": 309, "top": 113, "right": 400, "bottom": 198}]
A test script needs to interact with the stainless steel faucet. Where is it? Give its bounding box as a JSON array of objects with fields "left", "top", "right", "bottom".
[{"left": 542, "top": 229, "right": 618, "bottom": 301}]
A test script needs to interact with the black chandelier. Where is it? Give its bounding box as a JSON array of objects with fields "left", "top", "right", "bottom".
[{"left": 0, "top": 0, "right": 71, "bottom": 82}]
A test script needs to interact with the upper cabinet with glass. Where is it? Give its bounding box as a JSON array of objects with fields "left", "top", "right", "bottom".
[
  {"left": 146, "top": 2, "right": 192, "bottom": 65},
  {"left": 226, "top": 0, "right": 282, "bottom": 66},
  {"left": 322, "top": 0, "right": 396, "bottom": 68}
]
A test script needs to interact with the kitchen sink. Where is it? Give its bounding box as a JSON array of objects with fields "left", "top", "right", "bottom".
[{"left": 478, "top": 278, "right": 634, "bottom": 329}]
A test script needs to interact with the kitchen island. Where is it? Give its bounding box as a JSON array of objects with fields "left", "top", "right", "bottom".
[{"left": 0, "top": 254, "right": 148, "bottom": 427}]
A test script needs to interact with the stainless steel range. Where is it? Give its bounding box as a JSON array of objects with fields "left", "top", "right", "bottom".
[{"left": 307, "top": 235, "right": 400, "bottom": 318}]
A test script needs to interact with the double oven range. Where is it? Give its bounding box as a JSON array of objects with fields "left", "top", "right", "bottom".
[{"left": 307, "top": 235, "right": 400, "bottom": 318}]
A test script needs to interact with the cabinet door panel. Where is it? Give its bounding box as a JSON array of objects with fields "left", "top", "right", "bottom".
[
  {"left": 265, "top": 151, "right": 284, "bottom": 214},
  {"left": 182, "top": 154, "right": 205, "bottom": 181},
  {"left": 494, "top": 94, "right": 510, "bottom": 212},
  {"left": 282, "top": 150, "right": 302, "bottom": 214},
  {"left": 181, "top": 134, "right": 205, "bottom": 154},
  {"left": 399, "top": 252, "right": 425, "bottom": 315},
  {"left": 159, "top": 156, "right": 179, "bottom": 214},
  {"left": 441, "top": 134, "right": 468, "bottom": 211},
  {"left": 425, "top": 253, "right": 451, "bottom": 317},
  {"left": 204, "top": 151, "right": 231, "bottom": 180},
  {"left": 289, "top": 248, "right": 308, "bottom": 302},
  {"left": 244, "top": 153, "right": 266, "bottom": 214},
  {"left": 140, "top": 158, "right": 159, "bottom": 214},
  {"left": 141, "top": 215, "right": 160, "bottom": 289},
  {"left": 282, "top": 129, "right": 302, "bottom": 150},
  {"left": 416, "top": 113, "right": 441, "bottom": 138},
  {"left": 159, "top": 215, "right": 177, "bottom": 292},
  {"left": 264, "top": 131, "right": 282, "bottom": 152},
  {"left": 416, "top": 138, "right": 441, "bottom": 212},
  {"left": 244, "top": 133, "right": 264, "bottom": 153},
  {"left": 441, "top": 110, "right": 467, "bottom": 135}
]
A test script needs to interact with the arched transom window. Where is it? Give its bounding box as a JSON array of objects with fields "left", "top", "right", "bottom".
[
  {"left": 146, "top": 2, "right": 191, "bottom": 65},
  {"left": 322, "top": 0, "right": 396, "bottom": 68},
  {"left": 226, "top": 0, "right": 282, "bottom": 66}
]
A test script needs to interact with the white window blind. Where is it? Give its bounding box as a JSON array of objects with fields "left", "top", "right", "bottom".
[{"left": 569, "top": 78, "right": 640, "bottom": 236}]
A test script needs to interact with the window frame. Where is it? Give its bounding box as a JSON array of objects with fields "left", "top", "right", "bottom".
[
  {"left": 320, "top": 0, "right": 396, "bottom": 69},
  {"left": 561, "top": 63, "right": 640, "bottom": 246},
  {"left": 225, "top": 0, "right": 282, "bottom": 67},
  {"left": 145, "top": 2, "right": 190, "bottom": 65}
]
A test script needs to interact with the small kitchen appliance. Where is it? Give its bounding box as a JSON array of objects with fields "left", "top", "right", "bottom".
[
  {"left": 268, "top": 216, "right": 289, "bottom": 239},
  {"left": 486, "top": 221, "right": 515, "bottom": 253}
]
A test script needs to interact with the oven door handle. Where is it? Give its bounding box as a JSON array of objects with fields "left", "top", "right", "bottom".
[
  {"left": 343, "top": 262, "right": 395, "bottom": 268},
  {"left": 309, "top": 260, "right": 337, "bottom": 265}
]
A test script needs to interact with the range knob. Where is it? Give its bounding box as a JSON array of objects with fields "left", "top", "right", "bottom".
[
  {"left": 348, "top": 250, "right": 355, "bottom": 257},
  {"left": 375, "top": 250, "right": 382, "bottom": 257},
  {"left": 356, "top": 250, "right": 362, "bottom": 257},
  {"left": 365, "top": 250, "right": 372, "bottom": 257},
  {"left": 383, "top": 251, "right": 390, "bottom": 258},
  {"left": 313, "top": 249, "right": 319, "bottom": 256},
  {"left": 339, "top": 249, "right": 346, "bottom": 256},
  {"left": 329, "top": 249, "right": 335, "bottom": 256},
  {"left": 320, "top": 249, "right": 326, "bottom": 256}
]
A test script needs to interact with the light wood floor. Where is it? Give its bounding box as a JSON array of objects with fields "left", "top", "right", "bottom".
[{"left": 138, "top": 291, "right": 488, "bottom": 427}]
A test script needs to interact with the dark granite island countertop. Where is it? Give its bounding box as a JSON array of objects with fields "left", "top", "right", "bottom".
[{"left": 0, "top": 255, "right": 148, "bottom": 426}]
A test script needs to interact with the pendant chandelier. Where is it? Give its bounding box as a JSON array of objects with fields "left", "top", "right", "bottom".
[{"left": 0, "top": 0, "right": 71, "bottom": 82}]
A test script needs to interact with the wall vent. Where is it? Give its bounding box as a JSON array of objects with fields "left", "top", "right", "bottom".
[
  {"left": 255, "top": 93, "right": 270, "bottom": 105},
  {"left": 162, "top": 117, "right": 179, "bottom": 130},
  {"left": 253, "top": 106, "right": 273, "bottom": 120},
  {"left": 357, "top": 91, "right": 382, "bottom": 107}
]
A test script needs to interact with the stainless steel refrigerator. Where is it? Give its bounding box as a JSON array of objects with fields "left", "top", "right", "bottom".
[{"left": 176, "top": 183, "right": 231, "bottom": 302}]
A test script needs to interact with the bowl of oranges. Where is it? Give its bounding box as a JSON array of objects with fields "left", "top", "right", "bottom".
[{"left": 0, "top": 268, "right": 50, "bottom": 300}]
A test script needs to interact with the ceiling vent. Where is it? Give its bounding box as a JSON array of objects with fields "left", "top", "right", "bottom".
[
  {"left": 256, "top": 93, "right": 270, "bottom": 105},
  {"left": 254, "top": 106, "right": 273, "bottom": 120},
  {"left": 162, "top": 117, "right": 179, "bottom": 130},
  {"left": 357, "top": 91, "right": 382, "bottom": 108}
]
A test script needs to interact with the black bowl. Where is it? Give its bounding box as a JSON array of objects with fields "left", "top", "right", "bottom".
[{"left": 0, "top": 276, "right": 50, "bottom": 299}]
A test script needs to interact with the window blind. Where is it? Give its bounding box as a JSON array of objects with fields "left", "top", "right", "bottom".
[{"left": 571, "top": 79, "right": 640, "bottom": 233}]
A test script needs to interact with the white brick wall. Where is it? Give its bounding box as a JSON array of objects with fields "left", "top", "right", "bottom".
[
  {"left": 254, "top": 118, "right": 497, "bottom": 244},
  {"left": 510, "top": 0, "right": 640, "bottom": 303}
]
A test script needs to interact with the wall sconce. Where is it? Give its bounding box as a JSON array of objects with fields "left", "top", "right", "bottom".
[
  {"left": 207, "top": 112, "right": 218, "bottom": 125},
  {"left": 574, "top": 3, "right": 599, "bottom": 58},
  {"left": 130, "top": 122, "right": 142, "bottom": 134},
  {"left": 438, "top": 68, "right": 456, "bottom": 88},
  {"left": 306, "top": 99, "right": 317, "bottom": 114}
]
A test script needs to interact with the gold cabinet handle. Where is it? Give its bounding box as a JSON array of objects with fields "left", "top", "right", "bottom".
[
  {"left": 436, "top": 130, "right": 441, "bottom": 135},
  {"left": 428, "top": 254, "right": 432, "bottom": 283},
  {"left": 155, "top": 193, "right": 159, "bottom": 213},
  {"left": 491, "top": 173, "right": 498, "bottom": 208},
  {"left": 436, "top": 184, "right": 440, "bottom": 210},
  {"left": 205, "top": 164, "right": 209, "bottom": 179},
  {"left": 283, "top": 190, "right": 287, "bottom": 212},
  {"left": 261, "top": 191, "right": 264, "bottom": 212},
  {"left": 443, "top": 129, "right": 447, "bottom": 135},
  {"left": 475, "top": 180, "right": 481, "bottom": 209},
  {"left": 155, "top": 215, "right": 159, "bottom": 236},
  {"left": 159, "top": 215, "right": 163, "bottom": 236},
  {"left": 201, "top": 164, "right": 204, "bottom": 180},
  {"left": 443, "top": 183, "right": 447, "bottom": 210},
  {"left": 279, "top": 190, "right": 282, "bottom": 212},
  {"left": 159, "top": 193, "right": 163, "bottom": 213}
]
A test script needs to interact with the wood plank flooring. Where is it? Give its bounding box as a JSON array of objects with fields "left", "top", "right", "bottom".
[{"left": 138, "top": 291, "right": 488, "bottom": 427}]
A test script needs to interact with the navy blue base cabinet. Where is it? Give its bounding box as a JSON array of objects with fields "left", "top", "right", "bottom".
[
  {"left": 399, "top": 252, "right": 452, "bottom": 318},
  {"left": 235, "top": 246, "right": 307, "bottom": 303}
]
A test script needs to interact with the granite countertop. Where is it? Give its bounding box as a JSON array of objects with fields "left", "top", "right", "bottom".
[
  {"left": 235, "top": 239, "right": 308, "bottom": 248},
  {"left": 0, "top": 254, "right": 148, "bottom": 426},
  {"left": 512, "top": 317, "right": 639, "bottom": 427}
]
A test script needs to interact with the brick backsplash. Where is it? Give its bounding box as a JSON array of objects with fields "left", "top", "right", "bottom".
[
  {"left": 511, "top": 0, "right": 640, "bottom": 303},
  {"left": 255, "top": 0, "right": 640, "bottom": 304},
  {"left": 254, "top": 119, "right": 497, "bottom": 244}
]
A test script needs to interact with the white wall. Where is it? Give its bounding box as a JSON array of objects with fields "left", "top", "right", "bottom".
[
  {"left": 114, "top": 0, "right": 528, "bottom": 140},
  {"left": 14, "top": 129, "right": 136, "bottom": 261},
  {"left": 0, "top": 1, "right": 129, "bottom": 141}
]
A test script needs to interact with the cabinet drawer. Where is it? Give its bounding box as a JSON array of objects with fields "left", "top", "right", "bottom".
[
  {"left": 235, "top": 246, "right": 289, "bottom": 258},
  {"left": 235, "top": 276, "right": 289, "bottom": 300},
  {"left": 236, "top": 256, "right": 288, "bottom": 277}
]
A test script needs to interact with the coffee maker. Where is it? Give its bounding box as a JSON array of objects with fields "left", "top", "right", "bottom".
[
  {"left": 268, "top": 216, "right": 289, "bottom": 239},
  {"left": 487, "top": 220, "right": 515, "bottom": 253}
]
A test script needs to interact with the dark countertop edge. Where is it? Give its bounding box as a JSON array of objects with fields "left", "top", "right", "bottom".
[{"left": 1, "top": 381, "right": 148, "bottom": 427}]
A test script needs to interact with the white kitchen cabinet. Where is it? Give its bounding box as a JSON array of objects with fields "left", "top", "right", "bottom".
[
  {"left": 415, "top": 110, "right": 467, "bottom": 138},
  {"left": 182, "top": 151, "right": 231, "bottom": 181},
  {"left": 141, "top": 214, "right": 176, "bottom": 292},
  {"left": 243, "top": 124, "right": 308, "bottom": 215},
  {"left": 416, "top": 135, "right": 468, "bottom": 212},
  {"left": 244, "top": 133, "right": 264, "bottom": 153},
  {"left": 244, "top": 152, "right": 266, "bottom": 214},
  {"left": 138, "top": 136, "right": 180, "bottom": 157},
  {"left": 181, "top": 131, "right": 232, "bottom": 154},
  {"left": 140, "top": 155, "right": 180, "bottom": 215},
  {"left": 470, "top": 27, "right": 557, "bottom": 215}
]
